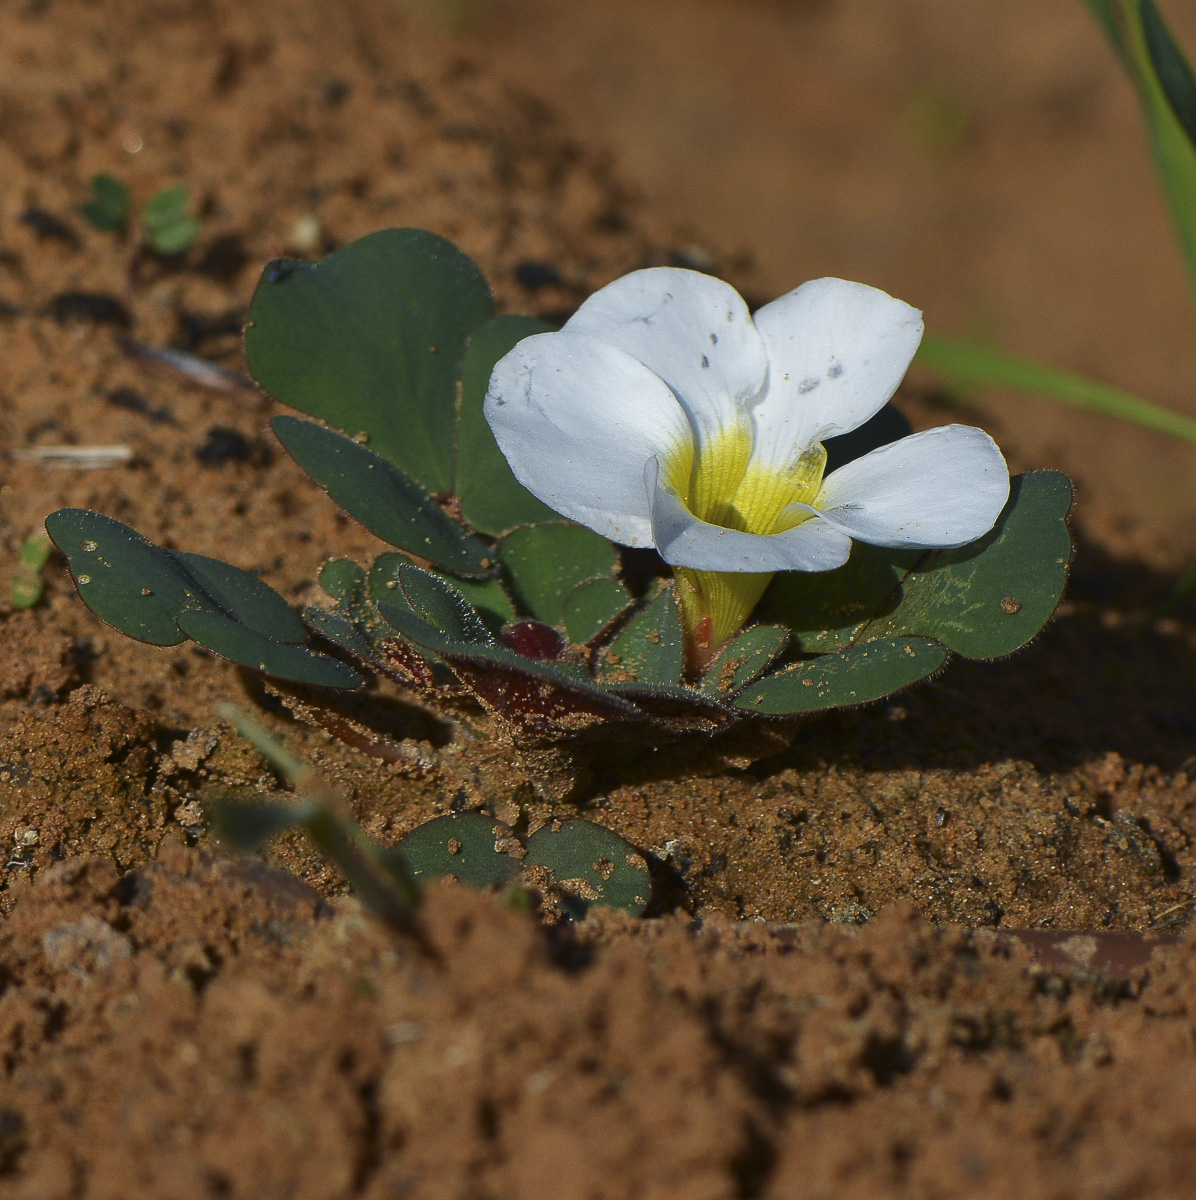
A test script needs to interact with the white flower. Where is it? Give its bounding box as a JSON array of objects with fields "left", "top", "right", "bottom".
[{"left": 484, "top": 268, "right": 1009, "bottom": 664}]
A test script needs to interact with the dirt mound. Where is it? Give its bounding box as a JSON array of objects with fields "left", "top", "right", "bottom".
[{"left": 0, "top": 842, "right": 1192, "bottom": 1199}]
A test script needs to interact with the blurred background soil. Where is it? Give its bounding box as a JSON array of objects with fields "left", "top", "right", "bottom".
[{"left": 2, "top": 0, "right": 1196, "bottom": 1195}]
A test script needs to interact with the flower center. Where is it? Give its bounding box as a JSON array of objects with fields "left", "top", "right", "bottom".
[
  {"left": 665, "top": 427, "right": 828, "bottom": 671},
  {"left": 665, "top": 425, "right": 827, "bottom": 535}
]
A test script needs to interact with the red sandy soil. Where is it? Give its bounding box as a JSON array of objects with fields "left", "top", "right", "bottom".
[{"left": 1, "top": 0, "right": 1196, "bottom": 1195}]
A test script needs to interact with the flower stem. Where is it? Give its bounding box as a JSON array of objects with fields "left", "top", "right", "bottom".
[{"left": 674, "top": 567, "right": 774, "bottom": 674}]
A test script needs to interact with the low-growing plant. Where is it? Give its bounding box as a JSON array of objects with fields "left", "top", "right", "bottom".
[
  {"left": 213, "top": 706, "right": 652, "bottom": 924},
  {"left": 46, "top": 227, "right": 1071, "bottom": 797}
]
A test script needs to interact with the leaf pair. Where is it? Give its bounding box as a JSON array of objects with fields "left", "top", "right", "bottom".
[
  {"left": 213, "top": 705, "right": 651, "bottom": 921},
  {"left": 80, "top": 176, "right": 202, "bottom": 255},
  {"left": 398, "top": 811, "right": 651, "bottom": 919},
  {"left": 45, "top": 510, "right": 362, "bottom": 688}
]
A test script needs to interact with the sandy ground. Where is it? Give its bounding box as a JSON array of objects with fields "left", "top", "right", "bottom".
[{"left": 1, "top": 0, "right": 1196, "bottom": 1195}]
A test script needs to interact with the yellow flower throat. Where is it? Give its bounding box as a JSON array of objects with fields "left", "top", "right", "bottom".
[{"left": 664, "top": 425, "right": 827, "bottom": 671}]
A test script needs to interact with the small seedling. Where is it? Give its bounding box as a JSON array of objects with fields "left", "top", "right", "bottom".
[
  {"left": 79, "top": 174, "right": 131, "bottom": 233},
  {"left": 140, "top": 186, "right": 201, "bottom": 256},
  {"left": 212, "top": 706, "right": 652, "bottom": 922},
  {"left": 10, "top": 535, "right": 53, "bottom": 610},
  {"left": 46, "top": 227, "right": 1072, "bottom": 797},
  {"left": 79, "top": 175, "right": 202, "bottom": 255}
]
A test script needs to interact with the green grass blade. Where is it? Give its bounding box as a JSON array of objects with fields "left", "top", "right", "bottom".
[
  {"left": 1140, "top": 0, "right": 1196, "bottom": 146},
  {"left": 1086, "top": 1, "right": 1196, "bottom": 310},
  {"left": 1132, "top": 2, "right": 1196, "bottom": 304},
  {"left": 915, "top": 331, "right": 1196, "bottom": 444},
  {"left": 1084, "top": 0, "right": 1132, "bottom": 68}
]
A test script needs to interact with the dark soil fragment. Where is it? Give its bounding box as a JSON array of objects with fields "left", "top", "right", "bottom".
[
  {"left": 18, "top": 207, "right": 77, "bottom": 246},
  {"left": 195, "top": 425, "right": 256, "bottom": 467},
  {"left": 46, "top": 292, "right": 130, "bottom": 328}
]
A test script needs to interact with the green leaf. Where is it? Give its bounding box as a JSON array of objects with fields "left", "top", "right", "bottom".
[
  {"left": 11, "top": 535, "right": 53, "bottom": 611},
  {"left": 18, "top": 535, "right": 53, "bottom": 573},
  {"left": 1085, "top": 0, "right": 1131, "bottom": 66},
  {"left": 173, "top": 551, "right": 309, "bottom": 643},
  {"left": 860, "top": 471, "right": 1073, "bottom": 659},
  {"left": 141, "top": 187, "right": 200, "bottom": 255},
  {"left": 45, "top": 508, "right": 362, "bottom": 687},
  {"left": 314, "top": 556, "right": 446, "bottom": 684},
  {"left": 734, "top": 638, "right": 947, "bottom": 715},
  {"left": 396, "top": 564, "right": 492, "bottom": 645},
  {"left": 328, "top": 558, "right": 399, "bottom": 646},
  {"left": 916, "top": 332, "right": 1196, "bottom": 445},
  {"left": 141, "top": 185, "right": 190, "bottom": 230},
  {"left": 1105, "top": 1, "right": 1196, "bottom": 309},
  {"left": 209, "top": 798, "right": 302, "bottom": 851},
  {"left": 46, "top": 509, "right": 195, "bottom": 645},
  {"left": 456, "top": 315, "right": 558, "bottom": 535},
  {"left": 598, "top": 583, "right": 684, "bottom": 686},
  {"left": 80, "top": 173, "right": 131, "bottom": 232},
  {"left": 397, "top": 812, "right": 518, "bottom": 889},
  {"left": 368, "top": 551, "right": 514, "bottom": 631},
  {"left": 147, "top": 215, "right": 202, "bottom": 256},
  {"left": 176, "top": 609, "right": 362, "bottom": 687},
  {"left": 524, "top": 819, "right": 651, "bottom": 919},
  {"left": 699, "top": 624, "right": 790, "bottom": 696},
  {"left": 246, "top": 228, "right": 493, "bottom": 495},
  {"left": 1141, "top": 0, "right": 1196, "bottom": 146},
  {"left": 302, "top": 606, "right": 377, "bottom": 664},
  {"left": 272, "top": 416, "right": 494, "bottom": 577},
  {"left": 319, "top": 558, "right": 367, "bottom": 601},
  {"left": 563, "top": 576, "right": 632, "bottom": 644},
  {"left": 498, "top": 523, "right": 618, "bottom": 626},
  {"left": 446, "top": 576, "right": 517, "bottom": 631},
  {"left": 760, "top": 473, "right": 1071, "bottom": 662},
  {"left": 760, "top": 544, "right": 913, "bottom": 654},
  {"left": 9, "top": 576, "right": 44, "bottom": 611}
]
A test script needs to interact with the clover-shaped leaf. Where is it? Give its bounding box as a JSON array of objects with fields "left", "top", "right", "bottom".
[
  {"left": 563, "top": 576, "right": 633, "bottom": 645},
  {"left": 397, "top": 812, "right": 519, "bottom": 889},
  {"left": 141, "top": 185, "right": 202, "bottom": 255},
  {"left": 761, "top": 471, "right": 1071, "bottom": 661},
  {"left": 80, "top": 173, "right": 131, "bottom": 233},
  {"left": 599, "top": 582, "right": 685, "bottom": 686},
  {"left": 699, "top": 624, "right": 789, "bottom": 696},
  {"left": 734, "top": 637, "right": 947, "bottom": 715},
  {"left": 524, "top": 819, "right": 651, "bottom": 919},
  {"left": 46, "top": 509, "right": 361, "bottom": 688},
  {"left": 497, "top": 522, "right": 618, "bottom": 627},
  {"left": 247, "top": 228, "right": 491, "bottom": 496},
  {"left": 861, "top": 470, "right": 1073, "bottom": 657},
  {"left": 369, "top": 551, "right": 515, "bottom": 632}
]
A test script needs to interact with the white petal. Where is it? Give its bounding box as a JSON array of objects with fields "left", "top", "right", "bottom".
[
  {"left": 485, "top": 331, "right": 692, "bottom": 547},
  {"left": 565, "top": 267, "right": 768, "bottom": 449},
  {"left": 647, "top": 458, "right": 852, "bottom": 572},
  {"left": 749, "top": 278, "right": 923, "bottom": 471},
  {"left": 814, "top": 425, "right": 1010, "bottom": 548}
]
